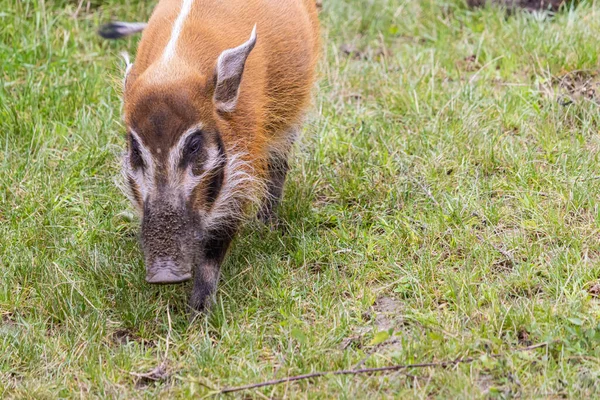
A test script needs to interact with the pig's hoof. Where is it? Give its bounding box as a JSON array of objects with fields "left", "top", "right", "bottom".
[{"left": 188, "top": 289, "right": 216, "bottom": 319}]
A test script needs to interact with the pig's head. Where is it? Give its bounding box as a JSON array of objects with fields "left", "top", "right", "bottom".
[{"left": 120, "top": 28, "right": 257, "bottom": 284}]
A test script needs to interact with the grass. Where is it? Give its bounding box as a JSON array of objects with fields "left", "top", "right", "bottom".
[{"left": 2, "top": 0, "right": 600, "bottom": 397}]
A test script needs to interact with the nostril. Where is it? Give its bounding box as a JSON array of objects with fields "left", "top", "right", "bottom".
[{"left": 146, "top": 258, "right": 192, "bottom": 284}]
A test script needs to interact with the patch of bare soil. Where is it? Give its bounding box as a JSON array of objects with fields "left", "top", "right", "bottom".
[
  {"left": 492, "top": 258, "right": 514, "bottom": 274},
  {"left": 344, "top": 296, "right": 406, "bottom": 351},
  {"left": 0, "top": 371, "right": 22, "bottom": 391},
  {"left": 517, "top": 328, "right": 532, "bottom": 346},
  {"left": 540, "top": 70, "right": 600, "bottom": 106},
  {"left": 1, "top": 312, "right": 18, "bottom": 333},
  {"left": 1, "top": 312, "right": 15, "bottom": 325},
  {"left": 456, "top": 54, "right": 481, "bottom": 72},
  {"left": 477, "top": 374, "right": 496, "bottom": 394},
  {"left": 112, "top": 328, "right": 156, "bottom": 349},
  {"left": 133, "top": 362, "right": 169, "bottom": 388},
  {"left": 588, "top": 282, "right": 600, "bottom": 298},
  {"left": 339, "top": 43, "right": 390, "bottom": 61},
  {"left": 371, "top": 296, "right": 404, "bottom": 332}
]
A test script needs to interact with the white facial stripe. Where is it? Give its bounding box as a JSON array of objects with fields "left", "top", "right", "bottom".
[
  {"left": 181, "top": 145, "right": 223, "bottom": 194},
  {"left": 163, "top": 123, "right": 224, "bottom": 200},
  {"left": 171, "top": 131, "right": 223, "bottom": 198},
  {"left": 162, "top": 0, "right": 194, "bottom": 62},
  {"left": 128, "top": 129, "right": 156, "bottom": 201},
  {"left": 203, "top": 146, "right": 222, "bottom": 171},
  {"left": 167, "top": 123, "right": 204, "bottom": 175}
]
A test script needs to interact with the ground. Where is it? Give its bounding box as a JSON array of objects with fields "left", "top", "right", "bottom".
[{"left": 1, "top": 0, "right": 600, "bottom": 398}]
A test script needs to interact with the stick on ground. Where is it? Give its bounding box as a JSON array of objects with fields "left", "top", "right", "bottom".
[{"left": 219, "top": 342, "right": 549, "bottom": 394}]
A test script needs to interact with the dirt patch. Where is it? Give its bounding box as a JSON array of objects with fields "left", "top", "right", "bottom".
[
  {"left": 0, "top": 372, "right": 22, "bottom": 391},
  {"left": 113, "top": 328, "right": 138, "bottom": 345},
  {"left": 540, "top": 70, "right": 600, "bottom": 105},
  {"left": 339, "top": 335, "right": 361, "bottom": 350},
  {"left": 456, "top": 54, "right": 481, "bottom": 72},
  {"left": 492, "top": 258, "right": 514, "bottom": 274},
  {"left": 133, "top": 363, "right": 169, "bottom": 388},
  {"left": 339, "top": 43, "right": 390, "bottom": 61},
  {"left": 348, "top": 296, "right": 406, "bottom": 351},
  {"left": 517, "top": 328, "right": 532, "bottom": 346},
  {"left": 1, "top": 312, "right": 15, "bottom": 325},
  {"left": 372, "top": 296, "right": 404, "bottom": 332},
  {"left": 0, "top": 312, "right": 18, "bottom": 335},
  {"left": 477, "top": 374, "right": 496, "bottom": 394},
  {"left": 112, "top": 328, "right": 156, "bottom": 349},
  {"left": 588, "top": 282, "right": 600, "bottom": 298}
]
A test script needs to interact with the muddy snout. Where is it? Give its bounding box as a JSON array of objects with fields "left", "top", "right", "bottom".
[{"left": 141, "top": 201, "right": 198, "bottom": 285}]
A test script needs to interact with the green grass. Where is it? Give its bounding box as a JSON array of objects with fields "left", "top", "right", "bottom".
[{"left": 2, "top": 0, "right": 600, "bottom": 397}]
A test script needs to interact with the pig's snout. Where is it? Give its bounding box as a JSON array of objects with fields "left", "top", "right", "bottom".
[
  {"left": 146, "top": 258, "right": 192, "bottom": 284},
  {"left": 141, "top": 200, "right": 199, "bottom": 285}
]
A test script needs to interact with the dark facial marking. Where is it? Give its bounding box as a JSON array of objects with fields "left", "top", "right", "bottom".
[
  {"left": 179, "top": 130, "right": 207, "bottom": 172},
  {"left": 203, "top": 229, "right": 234, "bottom": 261},
  {"left": 128, "top": 89, "right": 201, "bottom": 154},
  {"left": 205, "top": 135, "right": 226, "bottom": 205},
  {"left": 127, "top": 175, "right": 143, "bottom": 207},
  {"left": 129, "top": 133, "right": 145, "bottom": 170},
  {"left": 187, "top": 132, "right": 226, "bottom": 209}
]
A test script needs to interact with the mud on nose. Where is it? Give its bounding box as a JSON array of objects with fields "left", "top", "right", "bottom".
[{"left": 146, "top": 258, "right": 192, "bottom": 284}]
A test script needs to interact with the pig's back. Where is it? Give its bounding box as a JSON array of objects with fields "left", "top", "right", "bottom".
[{"left": 133, "top": 0, "right": 320, "bottom": 137}]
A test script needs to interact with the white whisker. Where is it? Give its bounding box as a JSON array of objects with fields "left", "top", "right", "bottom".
[{"left": 204, "top": 150, "right": 266, "bottom": 231}]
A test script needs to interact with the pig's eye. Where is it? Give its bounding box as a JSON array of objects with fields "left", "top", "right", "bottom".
[
  {"left": 129, "top": 134, "right": 145, "bottom": 170},
  {"left": 186, "top": 132, "right": 203, "bottom": 156},
  {"left": 180, "top": 131, "right": 207, "bottom": 172}
]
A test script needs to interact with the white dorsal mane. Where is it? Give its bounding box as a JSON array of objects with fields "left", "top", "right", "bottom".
[{"left": 162, "top": 0, "right": 194, "bottom": 62}]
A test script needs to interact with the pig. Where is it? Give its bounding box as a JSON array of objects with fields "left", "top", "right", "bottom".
[{"left": 100, "top": 0, "right": 320, "bottom": 313}]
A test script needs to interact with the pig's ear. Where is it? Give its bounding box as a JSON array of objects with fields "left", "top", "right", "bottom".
[
  {"left": 121, "top": 51, "right": 134, "bottom": 90},
  {"left": 213, "top": 25, "right": 257, "bottom": 113}
]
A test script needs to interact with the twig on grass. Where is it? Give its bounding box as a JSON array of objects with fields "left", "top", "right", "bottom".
[
  {"left": 219, "top": 342, "right": 549, "bottom": 394},
  {"left": 165, "top": 305, "right": 173, "bottom": 361}
]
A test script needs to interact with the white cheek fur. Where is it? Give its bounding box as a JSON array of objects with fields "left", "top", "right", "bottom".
[
  {"left": 202, "top": 150, "right": 265, "bottom": 231},
  {"left": 181, "top": 146, "right": 223, "bottom": 196}
]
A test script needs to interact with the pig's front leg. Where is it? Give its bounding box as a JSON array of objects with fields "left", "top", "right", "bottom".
[{"left": 189, "top": 228, "right": 236, "bottom": 315}]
